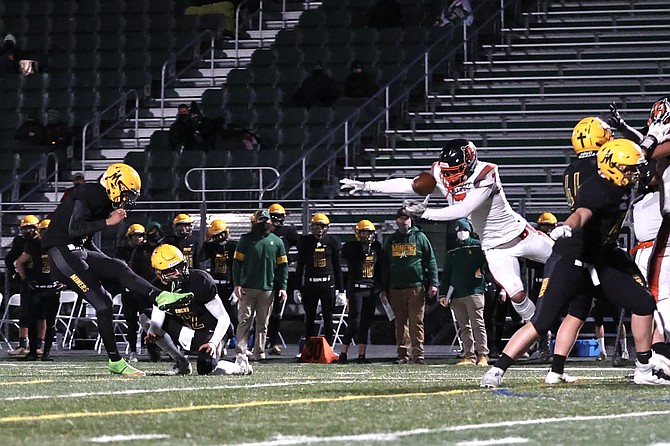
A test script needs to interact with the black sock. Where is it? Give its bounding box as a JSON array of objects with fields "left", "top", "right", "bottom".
[
  {"left": 653, "top": 342, "right": 670, "bottom": 358},
  {"left": 551, "top": 354, "right": 567, "bottom": 374},
  {"left": 358, "top": 354, "right": 365, "bottom": 359},
  {"left": 637, "top": 350, "right": 652, "bottom": 365},
  {"left": 19, "top": 337, "right": 28, "bottom": 348},
  {"left": 495, "top": 353, "right": 515, "bottom": 372}
]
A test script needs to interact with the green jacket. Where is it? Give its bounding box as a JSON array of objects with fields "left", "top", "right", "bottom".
[
  {"left": 233, "top": 231, "right": 288, "bottom": 291},
  {"left": 382, "top": 226, "right": 439, "bottom": 291},
  {"left": 442, "top": 237, "right": 486, "bottom": 299}
]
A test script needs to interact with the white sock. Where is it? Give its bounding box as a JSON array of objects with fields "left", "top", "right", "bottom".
[
  {"left": 512, "top": 297, "right": 536, "bottom": 321},
  {"left": 597, "top": 337, "right": 606, "bottom": 355}
]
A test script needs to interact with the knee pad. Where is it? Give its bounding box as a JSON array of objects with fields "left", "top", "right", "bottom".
[{"left": 197, "top": 350, "right": 218, "bottom": 375}]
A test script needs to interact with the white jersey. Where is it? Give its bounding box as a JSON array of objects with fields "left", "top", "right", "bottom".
[
  {"left": 424, "top": 160, "right": 527, "bottom": 249},
  {"left": 632, "top": 191, "right": 662, "bottom": 242}
]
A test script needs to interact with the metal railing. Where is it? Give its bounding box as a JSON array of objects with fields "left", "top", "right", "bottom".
[
  {"left": 81, "top": 90, "right": 140, "bottom": 175},
  {"left": 0, "top": 153, "right": 60, "bottom": 206},
  {"left": 160, "top": 30, "right": 217, "bottom": 128},
  {"left": 185, "top": 166, "right": 280, "bottom": 203},
  {"left": 274, "top": 1, "right": 520, "bottom": 206}
]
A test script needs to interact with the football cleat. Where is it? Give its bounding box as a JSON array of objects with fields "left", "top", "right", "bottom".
[
  {"left": 650, "top": 352, "right": 670, "bottom": 376},
  {"left": 477, "top": 355, "right": 489, "bottom": 367},
  {"left": 9, "top": 347, "right": 29, "bottom": 357},
  {"left": 633, "top": 360, "right": 670, "bottom": 385},
  {"left": 480, "top": 366, "right": 505, "bottom": 388},
  {"left": 545, "top": 371, "right": 578, "bottom": 385},
  {"left": 109, "top": 359, "right": 146, "bottom": 376},
  {"left": 234, "top": 353, "right": 253, "bottom": 375},
  {"left": 456, "top": 356, "right": 476, "bottom": 366},
  {"left": 166, "top": 359, "right": 192, "bottom": 376}
]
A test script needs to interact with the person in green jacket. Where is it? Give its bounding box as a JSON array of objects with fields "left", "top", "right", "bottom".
[
  {"left": 233, "top": 210, "right": 288, "bottom": 361},
  {"left": 441, "top": 218, "right": 489, "bottom": 366},
  {"left": 381, "top": 209, "right": 439, "bottom": 364}
]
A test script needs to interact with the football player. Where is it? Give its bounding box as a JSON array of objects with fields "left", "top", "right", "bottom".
[
  {"left": 166, "top": 213, "right": 201, "bottom": 269},
  {"left": 40, "top": 163, "right": 191, "bottom": 376},
  {"left": 142, "top": 244, "right": 252, "bottom": 375},
  {"left": 481, "top": 139, "right": 670, "bottom": 387},
  {"left": 295, "top": 213, "right": 345, "bottom": 347},
  {"left": 341, "top": 139, "right": 552, "bottom": 321},
  {"left": 338, "top": 220, "right": 383, "bottom": 363},
  {"left": 6, "top": 215, "right": 41, "bottom": 356},
  {"left": 266, "top": 203, "right": 299, "bottom": 355}
]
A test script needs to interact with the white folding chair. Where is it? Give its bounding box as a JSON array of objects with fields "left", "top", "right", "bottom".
[
  {"left": 449, "top": 307, "right": 464, "bottom": 353},
  {"left": 276, "top": 297, "right": 287, "bottom": 349},
  {"left": 0, "top": 293, "right": 20, "bottom": 350},
  {"left": 97, "top": 294, "right": 130, "bottom": 354},
  {"left": 55, "top": 290, "right": 79, "bottom": 349},
  {"left": 316, "top": 302, "right": 351, "bottom": 348}
]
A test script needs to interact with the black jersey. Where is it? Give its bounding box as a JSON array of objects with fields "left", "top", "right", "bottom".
[
  {"left": 554, "top": 175, "right": 632, "bottom": 263},
  {"left": 131, "top": 242, "right": 162, "bottom": 282},
  {"left": 202, "top": 239, "right": 237, "bottom": 281},
  {"left": 273, "top": 225, "right": 299, "bottom": 262},
  {"left": 155, "top": 269, "right": 219, "bottom": 331},
  {"left": 116, "top": 244, "right": 135, "bottom": 265},
  {"left": 341, "top": 240, "right": 383, "bottom": 288},
  {"left": 296, "top": 234, "right": 343, "bottom": 290},
  {"left": 22, "top": 238, "right": 54, "bottom": 284},
  {"left": 5, "top": 235, "right": 29, "bottom": 277},
  {"left": 563, "top": 152, "right": 598, "bottom": 212},
  {"left": 165, "top": 234, "right": 201, "bottom": 269},
  {"left": 41, "top": 183, "right": 112, "bottom": 249}
]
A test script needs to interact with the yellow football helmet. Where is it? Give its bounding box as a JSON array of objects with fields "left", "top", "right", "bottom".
[
  {"left": 126, "top": 223, "right": 146, "bottom": 237},
  {"left": 597, "top": 139, "right": 645, "bottom": 187},
  {"left": 151, "top": 244, "right": 188, "bottom": 287},
  {"left": 311, "top": 213, "right": 330, "bottom": 225},
  {"left": 20, "top": 215, "right": 39, "bottom": 227},
  {"left": 100, "top": 163, "right": 141, "bottom": 208},
  {"left": 571, "top": 117, "right": 613, "bottom": 155},
  {"left": 37, "top": 219, "right": 50, "bottom": 231},
  {"left": 173, "top": 213, "right": 193, "bottom": 225},
  {"left": 310, "top": 213, "right": 330, "bottom": 237},
  {"left": 537, "top": 212, "right": 558, "bottom": 225},
  {"left": 208, "top": 219, "right": 229, "bottom": 237},
  {"left": 355, "top": 219, "right": 376, "bottom": 241},
  {"left": 268, "top": 203, "right": 286, "bottom": 227}
]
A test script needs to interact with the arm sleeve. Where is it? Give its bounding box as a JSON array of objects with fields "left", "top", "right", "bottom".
[
  {"left": 381, "top": 239, "right": 391, "bottom": 292},
  {"left": 276, "top": 240, "right": 288, "bottom": 290},
  {"left": 331, "top": 237, "right": 344, "bottom": 291},
  {"left": 68, "top": 199, "right": 107, "bottom": 239},
  {"left": 295, "top": 237, "right": 306, "bottom": 289},
  {"left": 5, "top": 239, "right": 22, "bottom": 275},
  {"left": 365, "top": 178, "right": 416, "bottom": 195},
  {"left": 421, "top": 186, "right": 493, "bottom": 221},
  {"left": 148, "top": 306, "right": 166, "bottom": 335},
  {"left": 232, "top": 237, "right": 245, "bottom": 286},
  {"left": 204, "top": 296, "right": 230, "bottom": 346}
]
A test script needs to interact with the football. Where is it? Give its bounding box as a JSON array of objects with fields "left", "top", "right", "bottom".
[{"left": 411, "top": 172, "right": 437, "bottom": 196}]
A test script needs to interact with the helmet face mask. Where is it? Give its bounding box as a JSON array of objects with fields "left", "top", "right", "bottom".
[
  {"left": 439, "top": 139, "right": 477, "bottom": 189},
  {"left": 101, "top": 163, "right": 141, "bottom": 209},
  {"left": 648, "top": 98, "right": 670, "bottom": 126},
  {"left": 268, "top": 204, "right": 286, "bottom": 228},
  {"left": 310, "top": 213, "right": 330, "bottom": 237},
  {"left": 174, "top": 223, "right": 192, "bottom": 238},
  {"left": 20, "top": 215, "right": 39, "bottom": 238},
  {"left": 152, "top": 245, "right": 189, "bottom": 289},
  {"left": 355, "top": 219, "right": 376, "bottom": 242},
  {"left": 208, "top": 219, "right": 229, "bottom": 243},
  {"left": 597, "top": 139, "right": 645, "bottom": 187}
]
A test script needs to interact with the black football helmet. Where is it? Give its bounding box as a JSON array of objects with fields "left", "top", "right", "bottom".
[{"left": 438, "top": 139, "right": 478, "bottom": 188}]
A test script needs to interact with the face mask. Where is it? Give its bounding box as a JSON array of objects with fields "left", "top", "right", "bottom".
[
  {"left": 254, "top": 221, "right": 271, "bottom": 234},
  {"left": 147, "top": 230, "right": 164, "bottom": 244},
  {"left": 456, "top": 230, "right": 470, "bottom": 241}
]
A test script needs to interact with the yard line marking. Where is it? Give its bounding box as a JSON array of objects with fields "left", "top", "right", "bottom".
[
  {"left": 223, "top": 409, "right": 670, "bottom": 445},
  {"left": 88, "top": 434, "right": 170, "bottom": 442},
  {"left": 456, "top": 437, "right": 529, "bottom": 445},
  {"left": 0, "top": 388, "right": 474, "bottom": 423},
  {"left": 2, "top": 380, "right": 354, "bottom": 402}
]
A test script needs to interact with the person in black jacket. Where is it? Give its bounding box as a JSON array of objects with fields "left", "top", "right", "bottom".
[
  {"left": 339, "top": 220, "right": 382, "bottom": 364},
  {"left": 40, "top": 163, "right": 192, "bottom": 376},
  {"left": 292, "top": 62, "right": 339, "bottom": 108},
  {"left": 343, "top": 60, "right": 378, "bottom": 99},
  {"left": 295, "top": 213, "right": 344, "bottom": 346}
]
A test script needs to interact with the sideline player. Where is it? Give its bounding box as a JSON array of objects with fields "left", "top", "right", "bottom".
[
  {"left": 341, "top": 139, "right": 552, "bottom": 321},
  {"left": 142, "top": 244, "right": 251, "bottom": 375},
  {"left": 40, "top": 163, "right": 192, "bottom": 375}
]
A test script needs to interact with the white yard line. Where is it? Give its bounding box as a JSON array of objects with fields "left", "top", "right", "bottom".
[
  {"left": 456, "top": 437, "right": 529, "bottom": 445},
  {"left": 88, "top": 433, "right": 170, "bottom": 443},
  {"left": 3, "top": 380, "right": 353, "bottom": 402},
  {"left": 228, "top": 410, "right": 670, "bottom": 445}
]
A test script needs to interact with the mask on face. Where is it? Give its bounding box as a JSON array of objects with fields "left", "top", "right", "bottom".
[
  {"left": 456, "top": 230, "right": 470, "bottom": 241},
  {"left": 254, "top": 221, "right": 272, "bottom": 234},
  {"left": 147, "top": 229, "right": 164, "bottom": 245}
]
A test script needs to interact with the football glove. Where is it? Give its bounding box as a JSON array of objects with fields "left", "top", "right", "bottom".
[
  {"left": 402, "top": 196, "right": 430, "bottom": 218},
  {"left": 340, "top": 178, "right": 368, "bottom": 195},
  {"left": 608, "top": 102, "right": 626, "bottom": 131},
  {"left": 549, "top": 225, "right": 572, "bottom": 241}
]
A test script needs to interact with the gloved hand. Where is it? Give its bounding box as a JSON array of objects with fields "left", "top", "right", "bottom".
[
  {"left": 609, "top": 102, "right": 627, "bottom": 130},
  {"left": 293, "top": 289, "right": 302, "bottom": 304},
  {"left": 340, "top": 178, "right": 368, "bottom": 195},
  {"left": 402, "top": 196, "right": 430, "bottom": 219},
  {"left": 229, "top": 292, "right": 239, "bottom": 306},
  {"left": 335, "top": 291, "right": 347, "bottom": 307},
  {"left": 550, "top": 225, "right": 572, "bottom": 240}
]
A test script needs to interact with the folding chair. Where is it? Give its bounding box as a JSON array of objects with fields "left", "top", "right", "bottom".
[
  {"left": 450, "top": 307, "right": 464, "bottom": 353},
  {"left": 276, "top": 297, "right": 287, "bottom": 349},
  {"left": 316, "top": 302, "right": 351, "bottom": 348},
  {"left": 55, "top": 290, "right": 79, "bottom": 349},
  {"left": 97, "top": 294, "right": 130, "bottom": 354},
  {"left": 0, "top": 293, "right": 20, "bottom": 350}
]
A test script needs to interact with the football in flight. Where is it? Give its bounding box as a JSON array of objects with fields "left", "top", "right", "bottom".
[{"left": 411, "top": 172, "right": 436, "bottom": 196}]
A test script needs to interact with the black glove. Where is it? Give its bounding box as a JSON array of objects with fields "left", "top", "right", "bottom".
[{"left": 609, "top": 102, "right": 627, "bottom": 131}]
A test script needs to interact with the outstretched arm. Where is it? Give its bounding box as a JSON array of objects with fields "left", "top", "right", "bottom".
[
  {"left": 340, "top": 177, "right": 415, "bottom": 195},
  {"left": 420, "top": 186, "right": 492, "bottom": 221}
]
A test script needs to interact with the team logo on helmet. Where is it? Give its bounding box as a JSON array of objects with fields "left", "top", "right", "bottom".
[
  {"left": 571, "top": 117, "right": 612, "bottom": 155},
  {"left": 597, "top": 139, "right": 645, "bottom": 187},
  {"left": 438, "top": 139, "right": 478, "bottom": 189}
]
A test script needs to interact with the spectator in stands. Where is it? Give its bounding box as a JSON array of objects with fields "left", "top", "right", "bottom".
[
  {"left": 0, "top": 34, "right": 22, "bottom": 76},
  {"left": 14, "top": 116, "right": 47, "bottom": 147},
  {"left": 343, "top": 60, "right": 379, "bottom": 99},
  {"left": 44, "top": 109, "right": 73, "bottom": 151},
  {"left": 435, "top": 0, "right": 473, "bottom": 27},
  {"left": 60, "top": 172, "right": 86, "bottom": 202},
  {"left": 168, "top": 103, "right": 196, "bottom": 150},
  {"left": 367, "top": 0, "right": 404, "bottom": 29},
  {"left": 291, "top": 62, "right": 339, "bottom": 108}
]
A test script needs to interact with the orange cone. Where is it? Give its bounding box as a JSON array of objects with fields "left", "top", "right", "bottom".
[{"left": 298, "top": 336, "right": 339, "bottom": 363}]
